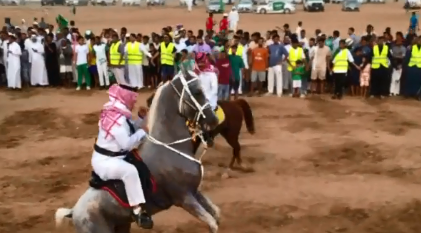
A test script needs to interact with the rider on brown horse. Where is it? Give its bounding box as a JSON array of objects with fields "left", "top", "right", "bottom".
[{"left": 194, "top": 52, "right": 219, "bottom": 146}]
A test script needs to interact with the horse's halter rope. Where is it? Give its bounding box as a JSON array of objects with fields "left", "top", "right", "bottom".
[{"left": 146, "top": 71, "right": 210, "bottom": 161}]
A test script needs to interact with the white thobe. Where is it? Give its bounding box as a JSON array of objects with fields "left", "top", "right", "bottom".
[
  {"left": 228, "top": 11, "right": 239, "bottom": 31},
  {"left": 185, "top": 0, "right": 192, "bottom": 11},
  {"left": 199, "top": 71, "right": 218, "bottom": 110},
  {"left": 91, "top": 101, "right": 147, "bottom": 206},
  {"left": 30, "top": 42, "right": 49, "bottom": 86},
  {"left": 125, "top": 42, "right": 151, "bottom": 89},
  {"left": 6, "top": 42, "right": 22, "bottom": 89}
]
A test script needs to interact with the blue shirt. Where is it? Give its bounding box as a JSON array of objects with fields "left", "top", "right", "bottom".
[
  {"left": 410, "top": 15, "right": 418, "bottom": 30},
  {"left": 268, "top": 43, "right": 288, "bottom": 67}
]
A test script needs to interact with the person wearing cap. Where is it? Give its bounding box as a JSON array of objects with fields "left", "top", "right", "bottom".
[
  {"left": 368, "top": 36, "right": 393, "bottom": 98},
  {"left": 91, "top": 84, "right": 153, "bottom": 229},
  {"left": 125, "top": 33, "right": 152, "bottom": 89},
  {"left": 219, "top": 14, "right": 229, "bottom": 33},
  {"left": 228, "top": 7, "right": 239, "bottom": 32},
  {"left": 109, "top": 33, "right": 127, "bottom": 85},
  {"left": 6, "top": 33, "right": 22, "bottom": 89},
  {"left": 152, "top": 33, "right": 176, "bottom": 82},
  {"left": 331, "top": 39, "right": 360, "bottom": 99}
]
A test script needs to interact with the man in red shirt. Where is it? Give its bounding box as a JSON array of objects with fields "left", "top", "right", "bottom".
[
  {"left": 219, "top": 13, "right": 228, "bottom": 33},
  {"left": 206, "top": 13, "right": 214, "bottom": 34}
]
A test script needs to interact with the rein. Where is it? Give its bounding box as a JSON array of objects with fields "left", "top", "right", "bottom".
[{"left": 146, "top": 71, "right": 210, "bottom": 162}]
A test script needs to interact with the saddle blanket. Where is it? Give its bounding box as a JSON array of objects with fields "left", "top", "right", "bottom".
[{"left": 89, "top": 150, "right": 156, "bottom": 208}]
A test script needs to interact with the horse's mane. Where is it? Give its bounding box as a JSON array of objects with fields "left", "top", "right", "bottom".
[{"left": 147, "top": 82, "right": 168, "bottom": 132}]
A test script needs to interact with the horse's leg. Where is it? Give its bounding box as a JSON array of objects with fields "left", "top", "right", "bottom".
[
  {"left": 181, "top": 193, "right": 218, "bottom": 233},
  {"left": 114, "top": 223, "right": 131, "bottom": 233},
  {"left": 72, "top": 211, "right": 114, "bottom": 233},
  {"left": 194, "top": 191, "right": 221, "bottom": 225}
]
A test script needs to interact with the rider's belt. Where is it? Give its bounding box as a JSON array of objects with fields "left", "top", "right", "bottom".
[{"left": 94, "top": 144, "right": 128, "bottom": 157}]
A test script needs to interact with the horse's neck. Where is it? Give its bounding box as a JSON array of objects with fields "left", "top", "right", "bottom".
[{"left": 150, "top": 89, "right": 193, "bottom": 154}]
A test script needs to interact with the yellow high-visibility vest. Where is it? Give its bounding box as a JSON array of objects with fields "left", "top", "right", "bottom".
[
  {"left": 408, "top": 45, "right": 421, "bottom": 68},
  {"left": 287, "top": 47, "right": 303, "bottom": 71},
  {"left": 333, "top": 49, "right": 349, "bottom": 73},
  {"left": 126, "top": 42, "right": 143, "bottom": 65},
  {"left": 228, "top": 45, "right": 244, "bottom": 56},
  {"left": 371, "top": 45, "right": 389, "bottom": 69},
  {"left": 110, "top": 41, "right": 125, "bottom": 66},
  {"left": 160, "top": 42, "right": 175, "bottom": 66}
]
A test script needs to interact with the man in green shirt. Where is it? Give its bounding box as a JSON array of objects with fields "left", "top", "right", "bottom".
[{"left": 228, "top": 45, "right": 244, "bottom": 100}]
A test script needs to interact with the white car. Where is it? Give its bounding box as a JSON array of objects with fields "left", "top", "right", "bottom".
[{"left": 256, "top": 1, "right": 296, "bottom": 13}]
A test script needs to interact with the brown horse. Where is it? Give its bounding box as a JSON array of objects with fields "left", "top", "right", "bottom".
[{"left": 146, "top": 94, "right": 255, "bottom": 174}]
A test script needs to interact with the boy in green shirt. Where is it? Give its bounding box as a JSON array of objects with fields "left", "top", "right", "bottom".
[
  {"left": 228, "top": 45, "right": 244, "bottom": 100},
  {"left": 292, "top": 60, "right": 305, "bottom": 98}
]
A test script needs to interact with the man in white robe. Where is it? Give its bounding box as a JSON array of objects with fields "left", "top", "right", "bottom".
[
  {"left": 125, "top": 34, "right": 151, "bottom": 89},
  {"left": 185, "top": 0, "right": 193, "bottom": 12},
  {"left": 6, "top": 34, "right": 22, "bottom": 89},
  {"left": 228, "top": 7, "right": 239, "bottom": 32},
  {"left": 30, "top": 36, "right": 49, "bottom": 86},
  {"left": 194, "top": 52, "right": 218, "bottom": 146}
]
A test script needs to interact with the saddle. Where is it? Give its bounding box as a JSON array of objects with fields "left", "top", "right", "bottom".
[{"left": 89, "top": 150, "right": 157, "bottom": 208}]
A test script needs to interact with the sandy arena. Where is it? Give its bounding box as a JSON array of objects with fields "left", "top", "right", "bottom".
[{"left": 1, "top": 3, "right": 421, "bottom": 233}]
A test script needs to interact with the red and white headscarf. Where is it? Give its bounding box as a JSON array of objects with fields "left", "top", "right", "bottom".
[
  {"left": 100, "top": 84, "right": 138, "bottom": 139},
  {"left": 194, "top": 52, "right": 218, "bottom": 75}
]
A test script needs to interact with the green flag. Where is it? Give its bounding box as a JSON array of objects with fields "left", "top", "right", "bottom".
[{"left": 56, "top": 14, "right": 68, "bottom": 33}]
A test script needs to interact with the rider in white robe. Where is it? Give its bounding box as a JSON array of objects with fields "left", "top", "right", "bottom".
[
  {"left": 6, "top": 34, "right": 22, "bottom": 89},
  {"left": 91, "top": 84, "right": 153, "bottom": 229},
  {"left": 30, "top": 36, "right": 49, "bottom": 86}
]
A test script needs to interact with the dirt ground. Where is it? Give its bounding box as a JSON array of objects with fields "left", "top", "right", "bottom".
[{"left": 1, "top": 3, "right": 421, "bottom": 233}]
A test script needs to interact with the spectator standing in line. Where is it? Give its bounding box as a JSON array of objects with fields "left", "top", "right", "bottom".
[
  {"left": 369, "top": 36, "right": 393, "bottom": 98},
  {"left": 45, "top": 33, "right": 60, "bottom": 87},
  {"left": 250, "top": 37, "right": 268, "bottom": 96},
  {"left": 331, "top": 39, "right": 359, "bottom": 100},
  {"left": 292, "top": 60, "right": 305, "bottom": 98},
  {"left": 228, "top": 44, "right": 244, "bottom": 100},
  {"left": 30, "top": 36, "right": 48, "bottom": 87},
  {"left": 93, "top": 36, "right": 110, "bottom": 89},
  {"left": 75, "top": 36, "right": 91, "bottom": 90},
  {"left": 6, "top": 33, "right": 22, "bottom": 90},
  {"left": 266, "top": 34, "right": 289, "bottom": 97},
  {"left": 360, "top": 54, "right": 371, "bottom": 98},
  {"left": 59, "top": 39, "right": 74, "bottom": 88},
  {"left": 215, "top": 50, "right": 231, "bottom": 100}
]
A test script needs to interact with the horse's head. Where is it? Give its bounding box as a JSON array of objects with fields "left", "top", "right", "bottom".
[{"left": 148, "top": 69, "right": 218, "bottom": 129}]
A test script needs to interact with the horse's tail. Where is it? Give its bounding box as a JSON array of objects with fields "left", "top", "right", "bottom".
[
  {"left": 55, "top": 207, "right": 73, "bottom": 227},
  {"left": 235, "top": 99, "right": 255, "bottom": 134}
]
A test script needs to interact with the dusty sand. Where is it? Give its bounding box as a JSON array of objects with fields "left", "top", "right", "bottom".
[{"left": 1, "top": 4, "right": 421, "bottom": 233}]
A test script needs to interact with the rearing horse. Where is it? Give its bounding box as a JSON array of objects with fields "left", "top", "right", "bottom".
[{"left": 55, "top": 69, "right": 221, "bottom": 233}]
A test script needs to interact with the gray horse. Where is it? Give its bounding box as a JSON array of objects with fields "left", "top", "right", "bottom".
[{"left": 55, "top": 69, "right": 221, "bottom": 233}]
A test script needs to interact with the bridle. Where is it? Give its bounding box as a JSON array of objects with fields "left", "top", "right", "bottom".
[{"left": 146, "top": 70, "right": 211, "bottom": 163}]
